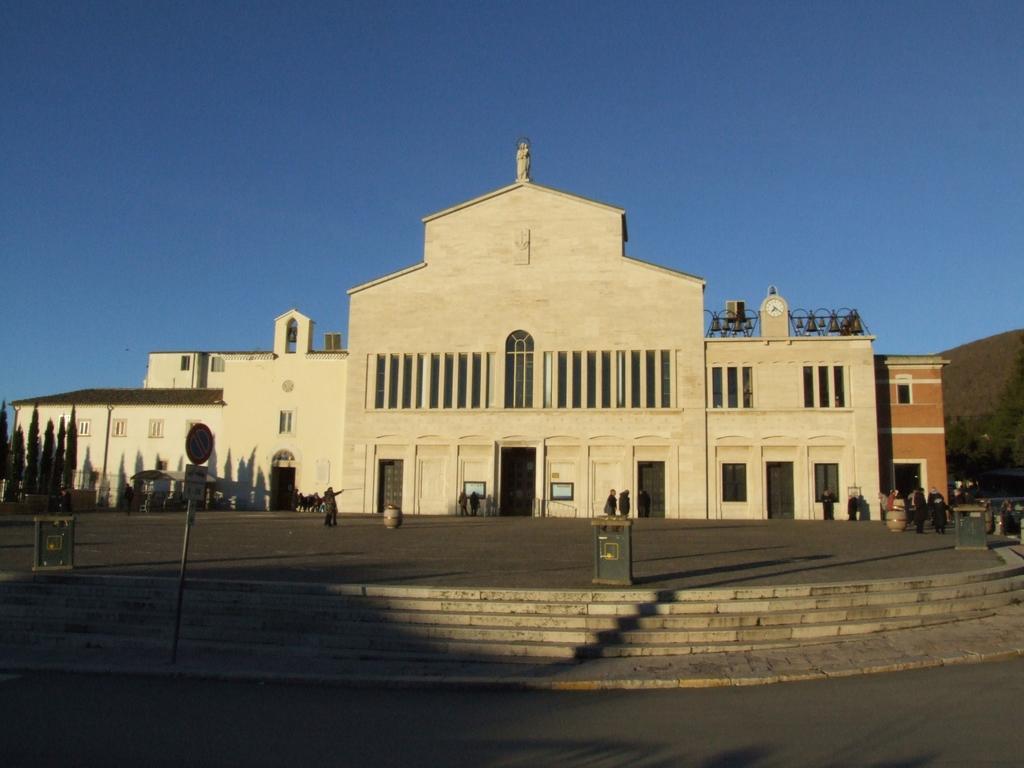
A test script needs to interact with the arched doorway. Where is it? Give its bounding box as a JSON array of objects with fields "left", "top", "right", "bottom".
[{"left": 271, "top": 450, "right": 297, "bottom": 511}]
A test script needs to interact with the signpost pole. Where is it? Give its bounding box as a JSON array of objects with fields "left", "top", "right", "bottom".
[{"left": 170, "top": 498, "right": 194, "bottom": 665}]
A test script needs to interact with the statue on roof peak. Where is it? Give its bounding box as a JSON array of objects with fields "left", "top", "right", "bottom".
[{"left": 515, "top": 138, "right": 531, "bottom": 182}]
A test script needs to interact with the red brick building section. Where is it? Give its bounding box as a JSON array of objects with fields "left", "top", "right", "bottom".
[{"left": 875, "top": 355, "right": 949, "bottom": 498}]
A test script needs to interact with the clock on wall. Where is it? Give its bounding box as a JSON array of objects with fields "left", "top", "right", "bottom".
[{"left": 765, "top": 297, "right": 786, "bottom": 317}]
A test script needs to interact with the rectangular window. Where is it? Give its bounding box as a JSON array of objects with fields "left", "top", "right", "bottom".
[
  {"left": 429, "top": 354, "right": 440, "bottom": 408},
  {"left": 457, "top": 353, "right": 468, "bottom": 408},
  {"left": 814, "top": 463, "right": 840, "bottom": 501},
  {"left": 471, "top": 353, "right": 481, "bottom": 408},
  {"left": 210, "top": 356, "right": 225, "bottom": 372},
  {"left": 278, "top": 411, "right": 294, "bottom": 435},
  {"left": 833, "top": 366, "right": 845, "bottom": 407},
  {"left": 557, "top": 352, "right": 567, "bottom": 408},
  {"left": 803, "top": 366, "right": 815, "bottom": 408},
  {"left": 572, "top": 352, "right": 582, "bottom": 408},
  {"left": 897, "top": 381, "right": 911, "bottom": 405},
  {"left": 601, "top": 351, "right": 611, "bottom": 408},
  {"left": 645, "top": 350, "right": 656, "bottom": 407},
  {"left": 77, "top": 420, "right": 91, "bottom": 437},
  {"left": 616, "top": 351, "right": 626, "bottom": 408},
  {"left": 543, "top": 352, "right": 552, "bottom": 408},
  {"left": 148, "top": 419, "right": 164, "bottom": 438},
  {"left": 416, "top": 354, "right": 425, "bottom": 408},
  {"left": 722, "top": 463, "right": 747, "bottom": 502},
  {"left": 374, "top": 355, "right": 386, "bottom": 409},
  {"left": 402, "top": 355, "right": 413, "bottom": 409},
  {"left": 443, "top": 354, "right": 454, "bottom": 408},
  {"left": 388, "top": 354, "right": 399, "bottom": 409},
  {"left": 485, "top": 353, "right": 493, "bottom": 408},
  {"left": 112, "top": 419, "right": 127, "bottom": 437},
  {"left": 818, "top": 366, "right": 830, "bottom": 409},
  {"left": 180, "top": 355, "right": 190, "bottom": 371},
  {"left": 630, "top": 350, "right": 641, "bottom": 408},
  {"left": 586, "top": 351, "right": 597, "bottom": 408},
  {"left": 742, "top": 366, "right": 753, "bottom": 408},
  {"left": 727, "top": 366, "right": 738, "bottom": 408},
  {"left": 661, "top": 350, "right": 671, "bottom": 408},
  {"left": 711, "top": 367, "right": 723, "bottom": 408}
]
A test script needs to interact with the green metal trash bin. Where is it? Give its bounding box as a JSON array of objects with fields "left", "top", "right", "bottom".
[
  {"left": 33, "top": 516, "right": 75, "bottom": 571},
  {"left": 592, "top": 517, "right": 632, "bottom": 586},
  {"left": 954, "top": 505, "right": 988, "bottom": 550}
]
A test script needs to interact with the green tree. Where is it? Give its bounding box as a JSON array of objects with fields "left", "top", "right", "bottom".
[
  {"left": 39, "top": 419, "right": 54, "bottom": 497},
  {"left": 63, "top": 406, "right": 78, "bottom": 489},
  {"left": 50, "top": 417, "right": 66, "bottom": 497},
  {"left": 3, "top": 427, "right": 24, "bottom": 502},
  {"left": 24, "top": 406, "right": 40, "bottom": 494}
]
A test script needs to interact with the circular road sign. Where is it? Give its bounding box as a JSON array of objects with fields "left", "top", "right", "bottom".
[{"left": 185, "top": 423, "right": 214, "bottom": 465}]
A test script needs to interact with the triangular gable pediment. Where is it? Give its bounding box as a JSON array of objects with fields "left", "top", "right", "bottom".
[{"left": 422, "top": 181, "right": 626, "bottom": 226}]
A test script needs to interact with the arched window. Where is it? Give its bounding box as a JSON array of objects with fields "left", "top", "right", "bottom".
[
  {"left": 285, "top": 319, "right": 298, "bottom": 354},
  {"left": 505, "top": 330, "right": 534, "bottom": 408}
]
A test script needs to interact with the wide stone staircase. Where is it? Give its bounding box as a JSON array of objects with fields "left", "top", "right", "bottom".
[{"left": 2, "top": 560, "right": 1023, "bottom": 664}]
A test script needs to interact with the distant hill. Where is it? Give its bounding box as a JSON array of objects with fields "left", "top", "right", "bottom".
[{"left": 942, "top": 329, "right": 1024, "bottom": 423}]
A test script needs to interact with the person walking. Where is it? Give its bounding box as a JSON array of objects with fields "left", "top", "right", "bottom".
[
  {"left": 323, "top": 487, "right": 338, "bottom": 527},
  {"left": 604, "top": 489, "right": 617, "bottom": 516},
  {"left": 847, "top": 493, "right": 859, "bottom": 522},
  {"left": 618, "top": 490, "right": 631, "bottom": 518},
  {"left": 458, "top": 490, "right": 468, "bottom": 517},
  {"left": 123, "top": 484, "right": 134, "bottom": 515},
  {"left": 912, "top": 487, "right": 928, "bottom": 533},
  {"left": 638, "top": 489, "right": 651, "bottom": 519},
  {"left": 469, "top": 490, "right": 480, "bottom": 517},
  {"left": 928, "top": 487, "right": 947, "bottom": 534}
]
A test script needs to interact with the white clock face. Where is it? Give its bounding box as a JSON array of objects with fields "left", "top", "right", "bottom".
[{"left": 765, "top": 298, "right": 785, "bottom": 317}]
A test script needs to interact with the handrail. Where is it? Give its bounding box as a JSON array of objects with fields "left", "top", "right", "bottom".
[{"left": 545, "top": 499, "right": 577, "bottom": 518}]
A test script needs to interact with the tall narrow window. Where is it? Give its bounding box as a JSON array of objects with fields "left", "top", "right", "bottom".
[
  {"left": 616, "top": 351, "right": 626, "bottom": 408},
  {"left": 833, "top": 366, "right": 845, "bottom": 407},
  {"left": 557, "top": 351, "right": 567, "bottom": 408},
  {"left": 630, "top": 350, "right": 641, "bottom": 408},
  {"left": 443, "top": 354, "right": 454, "bottom": 408},
  {"left": 457, "top": 353, "right": 468, "bottom": 408},
  {"left": 645, "top": 350, "right": 656, "bottom": 407},
  {"left": 505, "top": 331, "right": 534, "bottom": 408},
  {"left": 543, "top": 352, "right": 552, "bottom": 408},
  {"left": 727, "top": 366, "right": 738, "bottom": 408},
  {"left": 429, "top": 354, "right": 440, "bottom": 408},
  {"left": 402, "top": 355, "right": 413, "bottom": 409},
  {"left": 896, "top": 379, "right": 912, "bottom": 404},
  {"left": 416, "top": 354, "right": 425, "bottom": 408},
  {"left": 572, "top": 351, "right": 582, "bottom": 408},
  {"left": 278, "top": 411, "right": 293, "bottom": 435},
  {"left": 388, "top": 354, "right": 399, "bottom": 409},
  {"left": 601, "top": 351, "right": 611, "bottom": 408},
  {"left": 586, "top": 351, "right": 597, "bottom": 408},
  {"left": 180, "top": 355, "right": 190, "bottom": 371},
  {"left": 742, "top": 366, "right": 753, "bottom": 408},
  {"left": 818, "top": 365, "right": 830, "bottom": 409},
  {"left": 374, "top": 355, "right": 386, "bottom": 409},
  {"left": 711, "top": 367, "right": 723, "bottom": 408},
  {"left": 814, "top": 464, "right": 840, "bottom": 501},
  {"left": 471, "top": 353, "right": 481, "bottom": 408},
  {"left": 803, "top": 366, "right": 815, "bottom": 408},
  {"left": 661, "top": 350, "right": 671, "bottom": 408}
]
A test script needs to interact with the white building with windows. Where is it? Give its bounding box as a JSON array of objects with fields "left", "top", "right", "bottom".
[{"left": 12, "top": 148, "right": 945, "bottom": 518}]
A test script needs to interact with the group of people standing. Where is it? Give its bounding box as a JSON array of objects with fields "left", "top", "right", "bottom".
[
  {"left": 603, "top": 488, "right": 652, "bottom": 517},
  {"left": 820, "top": 488, "right": 863, "bottom": 521},
  {"left": 883, "top": 487, "right": 948, "bottom": 533},
  {"left": 456, "top": 490, "right": 482, "bottom": 516}
]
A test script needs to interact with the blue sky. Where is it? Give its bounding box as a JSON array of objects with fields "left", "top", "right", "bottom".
[{"left": 2, "top": 1, "right": 1022, "bottom": 406}]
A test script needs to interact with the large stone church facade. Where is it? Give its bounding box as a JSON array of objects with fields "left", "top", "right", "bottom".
[{"left": 12, "top": 149, "right": 948, "bottom": 519}]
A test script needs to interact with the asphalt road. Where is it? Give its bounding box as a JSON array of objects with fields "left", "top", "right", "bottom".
[{"left": 2, "top": 659, "right": 1021, "bottom": 767}]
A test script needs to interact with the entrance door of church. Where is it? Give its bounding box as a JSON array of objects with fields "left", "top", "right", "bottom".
[
  {"left": 766, "top": 462, "right": 794, "bottom": 519},
  {"left": 272, "top": 467, "right": 296, "bottom": 511},
  {"left": 637, "top": 461, "right": 665, "bottom": 518},
  {"left": 378, "top": 460, "right": 403, "bottom": 513},
  {"left": 500, "top": 448, "right": 535, "bottom": 516}
]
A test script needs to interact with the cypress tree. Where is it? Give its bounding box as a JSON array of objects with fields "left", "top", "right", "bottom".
[
  {"left": 0, "top": 402, "right": 8, "bottom": 487},
  {"left": 24, "top": 406, "right": 40, "bottom": 494},
  {"left": 4, "top": 427, "right": 24, "bottom": 502},
  {"left": 63, "top": 406, "right": 78, "bottom": 489},
  {"left": 39, "top": 420, "right": 55, "bottom": 496},
  {"left": 50, "top": 417, "right": 66, "bottom": 497}
]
